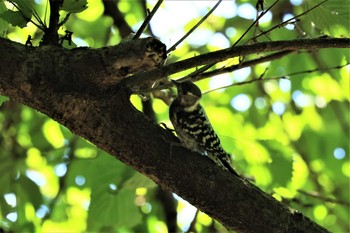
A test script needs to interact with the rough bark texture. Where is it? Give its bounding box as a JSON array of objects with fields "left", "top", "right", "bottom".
[{"left": 1, "top": 37, "right": 348, "bottom": 232}]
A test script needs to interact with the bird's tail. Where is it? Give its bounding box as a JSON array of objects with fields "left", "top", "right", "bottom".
[
  {"left": 208, "top": 152, "right": 239, "bottom": 176},
  {"left": 219, "top": 156, "right": 239, "bottom": 176}
]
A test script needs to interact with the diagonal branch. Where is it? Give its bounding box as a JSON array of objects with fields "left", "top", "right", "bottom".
[
  {"left": 166, "top": 0, "right": 222, "bottom": 53},
  {"left": 133, "top": 0, "right": 163, "bottom": 40},
  {"left": 126, "top": 38, "right": 350, "bottom": 92},
  {"left": 192, "top": 50, "right": 294, "bottom": 82}
]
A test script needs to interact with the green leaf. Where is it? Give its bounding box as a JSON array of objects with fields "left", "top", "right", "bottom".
[
  {"left": 0, "top": 95, "right": 9, "bottom": 106},
  {"left": 7, "top": 0, "right": 33, "bottom": 19},
  {"left": 87, "top": 189, "right": 142, "bottom": 231},
  {"left": 305, "top": 0, "right": 350, "bottom": 36},
  {"left": 290, "top": 154, "right": 309, "bottom": 190},
  {"left": 18, "top": 175, "right": 43, "bottom": 210},
  {"left": 0, "top": 1, "right": 8, "bottom": 36},
  {"left": 261, "top": 140, "right": 293, "bottom": 187},
  {"left": 0, "top": 10, "right": 29, "bottom": 28},
  {"left": 42, "top": 119, "right": 65, "bottom": 149},
  {"left": 0, "top": 154, "right": 15, "bottom": 195},
  {"left": 61, "top": 0, "right": 88, "bottom": 13},
  {"left": 0, "top": 195, "right": 13, "bottom": 217},
  {"left": 273, "top": 187, "right": 297, "bottom": 199},
  {"left": 67, "top": 152, "right": 142, "bottom": 230},
  {"left": 66, "top": 151, "right": 129, "bottom": 189},
  {"left": 121, "top": 172, "right": 157, "bottom": 191}
]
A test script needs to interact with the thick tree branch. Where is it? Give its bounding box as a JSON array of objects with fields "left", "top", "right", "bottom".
[
  {"left": 0, "top": 37, "right": 341, "bottom": 232},
  {"left": 0, "top": 37, "right": 166, "bottom": 94},
  {"left": 127, "top": 38, "right": 349, "bottom": 92}
]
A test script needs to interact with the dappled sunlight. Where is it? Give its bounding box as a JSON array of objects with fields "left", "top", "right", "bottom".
[
  {"left": 0, "top": 0, "right": 348, "bottom": 232},
  {"left": 291, "top": 155, "right": 309, "bottom": 190}
]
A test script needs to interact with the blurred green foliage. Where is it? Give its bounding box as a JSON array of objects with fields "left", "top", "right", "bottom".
[{"left": 0, "top": 0, "right": 349, "bottom": 232}]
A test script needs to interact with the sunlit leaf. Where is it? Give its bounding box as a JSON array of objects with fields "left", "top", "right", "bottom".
[
  {"left": 146, "top": 216, "right": 168, "bottom": 233},
  {"left": 74, "top": 147, "right": 97, "bottom": 158},
  {"left": 342, "top": 161, "right": 350, "bottom": 177},
  {"left": 313, "top": 205, "right": 328, "bottom": 221},
  {"left": 197, "top": 212, "right": 213, "bottom": 227},
  {"left": 121, "top": 172, "right": 157, "bottom": 191},
  {"left": 306, "top": 74, "right": 345, "bottom": 102},
  {"left": 282, "top": 112, "right": 304, "bottom": 141},
  {"left": 42, "top": 119, "right": 65, "bottom": 149},
  {"left": 291, "top": 155, "right": 309, "bottom": 190},
  {"left": 273, "top": 187, "right": 297, "bottom": 199},
  {"left": 250, "top": 165, "right": 272, "bottom": 187},
  {"left": 26, "top": 147, "right": 44, "bottom": 169},
  {"left": 75, "top": 0, "right": 103, "bottom": 22}
]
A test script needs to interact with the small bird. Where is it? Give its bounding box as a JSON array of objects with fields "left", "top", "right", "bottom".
[{"left": 169, "top": 80, "right": 238, "bottom": 176}]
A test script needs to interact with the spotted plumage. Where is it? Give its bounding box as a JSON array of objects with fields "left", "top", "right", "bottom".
[{"left": 169, "top": 80, "right": 238, "bottom": 176}]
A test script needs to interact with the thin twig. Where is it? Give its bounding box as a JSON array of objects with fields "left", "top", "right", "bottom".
[
  {"left": 133, "top": 0, "right": 163, "bottom": 39},
  {"left": 166, "top": 0, "right": 223, "bottom": 53},
  {"left": 185, "top": 0, "right": 325, "bottom": 82},
  {"left": 192, "top": 50, "right": 294, "bottom": 82},
  {"left": 298, "top": 189, "right": 350, "bottom": 206},
  {"left": 58, "top": 13, "right": 71, "bottom": 27},
  {"left": 181, "top": 0, "right": 280, "bottom": 82},
  {"left": 250, "top": 0, "right": 328, "bottom": 42},
  {"left": 233, "top": 0, "right": 280, "bottom": 47},
  {"left": 204, "top": 76, "right": 285, "bottom": 94},
  {"left": 283, "top": 63, "right": 349, "bottom": 76},
  {"left": 203, "top": 63, "right": 349, "bottom": 94},
  {"left": 31, "top": 3, "right": 46, "bottom": 28}
]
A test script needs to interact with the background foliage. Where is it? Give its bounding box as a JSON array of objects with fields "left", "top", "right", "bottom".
[{"left": 0, "top": 0, "right": 349, "bottom": 232}]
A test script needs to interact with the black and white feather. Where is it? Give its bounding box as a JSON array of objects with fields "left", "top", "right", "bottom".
[{"left": 169, "top": 80, "right": 238, "bottom": 176}]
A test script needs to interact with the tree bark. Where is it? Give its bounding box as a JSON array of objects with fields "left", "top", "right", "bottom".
[{"left": 1, "top": 37, "right": 348, "bottom": 232}]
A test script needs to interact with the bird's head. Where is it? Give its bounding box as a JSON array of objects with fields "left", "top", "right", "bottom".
[{"left": 172, "top": 80, "right": 202, "bottom": 111}]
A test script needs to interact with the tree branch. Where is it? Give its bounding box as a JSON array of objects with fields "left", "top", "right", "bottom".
[
  {"left": 41, "top": 0, "right": 61, "bottom": 45},
  {"left": 133, "top": 0, "right": 163, "bottom": 40},
  {"left": 0, "top": 37, "right": 339, "bottom": 232},
  {"left": 126, "top": 38, "right": 350, "bottom": 92},
  {"left": 166, "top": 0, "right": 222, "bottom": 53},
  {"left": 191, "top": 50, "right": 294, "bottom": 82},
  {"left": 0, "top": 37, "right": 166, "bottom": 94}
]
